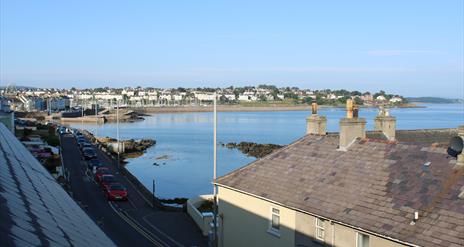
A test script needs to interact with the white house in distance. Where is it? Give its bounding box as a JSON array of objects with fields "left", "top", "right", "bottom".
[
  {"left": 376, "top": 95, "right": 387, "bottom": 101},
  {"left": 389, "top": 97, "right": 403, "bottom": 103}
]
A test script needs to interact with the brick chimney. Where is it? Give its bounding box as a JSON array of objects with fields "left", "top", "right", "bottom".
[
  {"left": 339, "top": 99, "right": 366, "bottom": 151},
  {"left": 374, "top": 106, "right": 396, "bottom": 141},
  {"left": 306, "top": 101, "right": 327, "bottom": 135}
]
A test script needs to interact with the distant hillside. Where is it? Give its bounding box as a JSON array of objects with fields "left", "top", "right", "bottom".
[{"left": 406, "top": 97, "right": 463, "bottom": 104}]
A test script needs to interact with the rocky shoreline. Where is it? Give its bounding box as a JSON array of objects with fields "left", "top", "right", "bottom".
[
  {"left": 82, "top": 131, "right": 156, "bottom": 160},
  {"left": 60, "top": 109, "right": 148, "bottom": 123},
  {"left": 223, "top": 141, "right": 284, "bottom": 158}
]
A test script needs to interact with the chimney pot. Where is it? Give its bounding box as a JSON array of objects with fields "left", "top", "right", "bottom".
[
  {"left": 311, "top": 100, "right": 318, "bottom": 115},
  {"left": 353, "top": 106, "right": 359, "bottom": 118},
  {"left": 346, "top": 99, "right": 354, "bottom": 119},
  {"left": 307, "top": 101, "right": 326, "bottom": 135}
]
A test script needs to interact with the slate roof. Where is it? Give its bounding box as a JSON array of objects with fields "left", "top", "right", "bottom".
[
  {"left": 216, "top": 128, "right": 464, "bottom": 247},
  {"left": 0, "top": 123, "right": 116, "bottom": 247}
]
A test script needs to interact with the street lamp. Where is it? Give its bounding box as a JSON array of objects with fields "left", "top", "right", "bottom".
[
  {"left": 213, "top": 91, "right": 218, "bottom": 247},
  {"left": 95, "top": 97, "right": 98, "bottom": 138},
  {"left": 116, "top": 99, "right": 120, "bottom": 168},
  {"left": 81, "top": 94, "right": 83, "bottom": 133}
]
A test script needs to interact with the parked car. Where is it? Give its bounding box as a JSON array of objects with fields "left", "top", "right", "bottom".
[
  {"left": 76, "top": 137, "right": 86, "bottom": 145},
  {"left": 99, "top": 175, "right": 117, "bottom": 190},
  {"left": 82, "top": 148, "right": 97, "bottom": 160},
  {"left": 104, "top": 183, "right": 128, "bottom": 201},
  {"left": 80, "top": 142, "right": 92, "bottom": 150},
  {"left": 58, "top": 127, "right": 68, "bottom": 135},
  {"left": 87, "top": 158, "right": 103, "bottom": 170},
  {"left": 75, "top": 132, "right": 84, "bottom": 139},
  {"left": 95, "top": 167, "right": 111, "bottom": 182}
]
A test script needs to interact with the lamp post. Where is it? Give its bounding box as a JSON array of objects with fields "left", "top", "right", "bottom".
[
  {"left": 213, "top": 92, "right": 218, "bottom": 247},
  {"left": 81, "top": 95, "right": 83, "bottom": 133},
  {"left": 95, "top": 97, "right": 98, "bottom": 138},
  {"left": 116, "top": 99, "right": 120, "bottom": 169},
  {"left": 152, "top": 179, "right": 155, "bottom": 208}
]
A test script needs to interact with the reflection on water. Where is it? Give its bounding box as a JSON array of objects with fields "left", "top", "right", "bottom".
[{"left": 70, "top": 103, "right": 464, "bottom": 199}]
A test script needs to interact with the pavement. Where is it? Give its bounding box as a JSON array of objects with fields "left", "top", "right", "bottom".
[{"left": 60, "top": 133, "right": 207, "bottom": 247}]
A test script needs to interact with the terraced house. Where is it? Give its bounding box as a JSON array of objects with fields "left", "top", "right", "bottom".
[{"left": 215, "top": 101, "right": 464, "bottom": 247}]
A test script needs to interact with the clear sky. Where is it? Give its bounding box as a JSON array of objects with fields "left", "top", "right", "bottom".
[{"left": 1, "top": 1, "right": 463, "bottom": 97}]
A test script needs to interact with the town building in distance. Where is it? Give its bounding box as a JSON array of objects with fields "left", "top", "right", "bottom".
[{"left": 0, "top": 85, "right": 408, "bottom": 112}]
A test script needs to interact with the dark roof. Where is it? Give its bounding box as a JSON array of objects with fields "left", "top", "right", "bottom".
[
  {"left": 216, "top": 129, "right": 464, "bottom": 247},
  {"left": 395, "top": 128, "right": 459, "bottom": 144},
  {"left": 0, "top": 124, "right": 116, "bottom": 247}
]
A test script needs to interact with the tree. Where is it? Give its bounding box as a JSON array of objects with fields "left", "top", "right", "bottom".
[
  {"left": 284, "top": 92, "right": 298, "bottom": 99},
  {"left": 219, "top": 95, "right": 229, "bottom": 103},
  {"left": 354, "top": 96, "right": 364, "bottom": 105},
  {"left": 258, "top": 84, "right": 277, "bottom": 90},
  {"left": 303, "top": 97, "right": 314, "bottom": 104},
  {"left": 351, "top": 90, "right": 362, "bottom": 96},
  {"left": 271, "top": 88, "right": 280, "bottom": 100},
  {"left": 337, "top": 96, "right": 350, "bottom": 104},
  {"left": 316, "top": 95, "right": 327, "bottom": 105},
  {"left": 258, "top": 94, "right": 267, "bottom": 101},
  {"left": 374, "top": 90, "right": 386, "bottom": 99}
]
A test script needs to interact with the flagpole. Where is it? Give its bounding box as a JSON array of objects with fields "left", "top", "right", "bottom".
[{"left": 213, "top": 92, "right": 218, "bottom": 247}]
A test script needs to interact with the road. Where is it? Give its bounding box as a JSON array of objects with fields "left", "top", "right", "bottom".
[{"left": 60, "top": 133, "right": 207, "bottom": 247}]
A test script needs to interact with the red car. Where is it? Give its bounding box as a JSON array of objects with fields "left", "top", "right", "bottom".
[
  {"left": 95, "top": 167, "right": 111, "bottom": 182},
  {"left": 105, "top": 183, "right": 128, "bottom": 201},
  {"left": 99, "top": 175, "right": 117, "bottom": 190}
]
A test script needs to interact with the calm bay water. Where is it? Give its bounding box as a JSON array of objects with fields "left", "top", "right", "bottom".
[{"left": 71, "top": 103, "right": 464, "bottom": 199}]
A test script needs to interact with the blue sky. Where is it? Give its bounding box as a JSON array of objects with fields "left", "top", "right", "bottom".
[{"left": 1, "top": 1, "right": 463, "bottom": 97}]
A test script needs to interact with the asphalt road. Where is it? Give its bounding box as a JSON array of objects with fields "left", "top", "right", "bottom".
[{"left": 60, "top": 132, "right": 207, "bottom": 247}]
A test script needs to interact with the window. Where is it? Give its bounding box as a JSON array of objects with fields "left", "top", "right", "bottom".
[
  {"left": 315, "top": 218, "right": 325, "bottom": 241},
  {"left": 270, "top": 207, "right": 280, "bottom": 232},
  {"left": 357, "top": 232, "right": 370, "bottom": 247}
]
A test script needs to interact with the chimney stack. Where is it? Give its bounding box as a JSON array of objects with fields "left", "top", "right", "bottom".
[
  {"left": 339, "top": 99, "right": 366, "bottom": 150},
  {"left": 374, "top": 106, "right": 396, "bottom": 141},
  {"left": 306, "top": 100, "right": 327, "bottom": 135}
]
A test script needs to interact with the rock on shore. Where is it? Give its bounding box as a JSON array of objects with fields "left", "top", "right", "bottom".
[
  {"left": 223, "top": 142, "right": 284, "bottom": 158},
  {"left": 92, "top": 134, "right": 156, "bottom": 159}
]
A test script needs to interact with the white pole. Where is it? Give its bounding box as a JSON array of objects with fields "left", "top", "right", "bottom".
[
  {"left": 213, "top": 92, "right": 217, "bottom": 194},
  {"left": 95, "top": 97, "right": 98, "bottom": 138},
  {"left": 117, "top": 99, "right": 120, "bottom": 168},
  {"left": 213, "top": 92, "right": 218, "bottom": 247},
  {"left": 81, "top": 96, "right": 83, "bottom": 133}
]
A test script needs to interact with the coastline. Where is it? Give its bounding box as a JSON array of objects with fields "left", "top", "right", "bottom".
[{"left": 130, "top": 104, "right": 423, "bottom": 114}]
